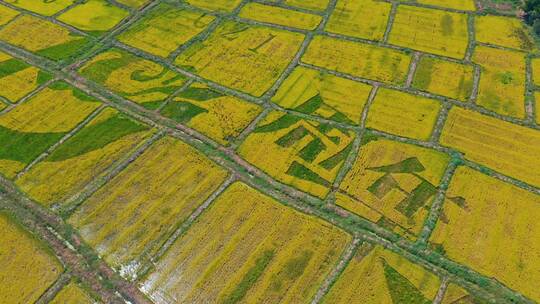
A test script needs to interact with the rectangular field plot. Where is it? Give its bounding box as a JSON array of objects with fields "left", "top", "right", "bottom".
[
  {"left": 17, "top": 108, "right": 153, "bottom": 206},
  {"left": 440, "top": 107, "right": 540, "bottom": 188},
  {"left": 284, "top": 0, "right": 330, "bottom": 11},
  {"left": 389, "top": 6, "right": 469, "bottom": 59},
  {"left": 185, "top": 0, "right": 242, "bottom": 12},
  {"left": 0, "top": 4, "right": 19, "bottom": 25},
  {"left": 79, "top": 48, "right": 187, "bottom": 109},
  {"left": 117, "top": 4, "right": 215, "bottom": 57},
  {"left": 0, "top": 212, "right": 63, "bottom": 304},
  {"left": 0, "top": 51, "right": 52, "bottom": 103},
  {"left": 532, "top": 58, "right": 540, "bottom": 85},
  {"left": 475, "top": 15, "right": 534, "bottom": 51},
  {"left": 0, "top": 82, "right": 101, "bottom": 178},
  {"left": 141, "top": 182, "right": 351, "bottom": 304},
  {"left": 272, "top": 66, "right": 373, "bottom": 125},
  {"left": 57, "top": 0, "right": 129, "bottom": 34},
  {"left": 175, "top": 21, "right": 304, "bottom": 97},
  {"left": 3, "top": 0, "right": 74, "bottom": 16},
  {"left": 326, "top": 0, "right": 391, "bottom": 41},
  {"left": 160, "top": 83, "right": 262, "bottom": 145},
  {"left": 0, "top": 15, "right": 91, "bottom": 62},
  {"left": 50, "top": 281, "right": 95, "bottom": 304},
  {"left": 473, "top": 45, "right": 526, "bottom": 118},
  {"left": 69, "top": 136, "right": 228, "bottom": 279},
  {"left": 429, "top": 167, "right": 540, "bottom": 303},
  {"left": 418, "top": 0, "right": 476, "bottom": 11},
  {"left": 366, "top": 88, "right": 441, "bottom": 140},
  {"left": 323, "top": 244, "right": 440, "bottom": 303},
  {"left": 413, "top": 56, "right": 474, "bottom": 101},
  {"left": 302, "top": 36, "right": 411, "bottom": 85},
  {"left": 239, "top": 3, "right": 322, "bottom": 30},
  {"left": 337, "top": 138, "right": 450, "bottom": 237},
  {"left": 238, "top": 111, "right": 355, "bottom": 198}
]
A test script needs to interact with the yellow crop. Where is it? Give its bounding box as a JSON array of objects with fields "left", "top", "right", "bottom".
[
  {"left": 418, "top": 0, "right": 476, "bottom": 10},
  {"left": 337, "top": 138, "right": 450, "bottom": 237},
  {"left": 475, "top": 15, "right": 534, "bottom": 51},
  {"left": 531, "top": 58, "right": 540, "bottom": 86},
  {"left": 50, "top": 281, "right": 95, "bottom": 304},
  {"left": 115, "top": 0, "right": 148, "bottom": 8},
  {"left": 366, "top": 88, "right": 441, "bottom": 140},
  {"left": 473, "top": 45, "right": 526, "bottom": 118},
  {"left": 118, "top": 4, "right": 215, "bottom": 57},
  {"left": 0, "top": 52, "right": 44, "bottom": 103},
  {"left": 185, "top": 0, "right": 242, "bottom": 12},
  {"left": 323, "top": 244, "right": 440, "bottom": 303},
  {"left": 57, "top": 0, "right": 129, "bottom": 32},
  {"left": 4, "top": 0, "right": 74, "bottom": 16},
  {"left": 239, "top": 3, "right": 322, "bottom": 30},
  {"left": 69, "top": 136, "right": 228, "bottom": 278},
  {"left": 141, "top": 182, "right": 351, "bottom": 303},
  {"left": 0, "top": 4, "right": 19, "bottom": 25},
  {"left": 0, "top": 212, "right": 63, "bottom": 304},
  {"left": 440, "top": 107, "right": 540, "bottom": 188},
  {"left": 430, "top": 167, "right": 540, "bottom": 303},
  {"left": 175, "top": 21, "right": 304, "bottom": 97},
  {"left": 272, "top": 66, "right": 373, "bottom": 124},
  {"left": 389, "top": 6, "right": 469, "bottom": 59},
  {"left": 326, "top": 0, "right": 391, "bottom": 41},
  {"left": 536, "top": 92, "right": 540, "bottom": 124},
  {"left": 303, "top": 35, "right": 411, "bottom": 85},
  {"left": 285, "top": 0, "right": 330, "bottom": 11}
]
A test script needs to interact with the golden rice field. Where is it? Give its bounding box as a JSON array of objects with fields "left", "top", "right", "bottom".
[{"left": 1, "top": 1, "right": 540, "bottom": 303}]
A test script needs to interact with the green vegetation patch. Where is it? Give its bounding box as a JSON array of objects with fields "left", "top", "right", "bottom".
[{"left": 0, "top": 127, "right": 65, "bottom": 164}]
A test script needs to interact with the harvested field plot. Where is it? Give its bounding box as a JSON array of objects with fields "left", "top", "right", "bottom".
[
  {"left": 366, "top": 88, "right": 441, "bottom": 140},
  {"left": 475, "top": 15, "right": 534, "bottom": 51},
  {"left": 0, "top": 212, "right": 63, "bottom": 304},
  {"left": 239, "top": 3, "right": 322, "bottom": 30},
  {"left": 413, "top": 56, "right": 474, "bottom": 101},
  {"left": 175, "top": 21, "right": 304, "bottom": 96},
  {"left": 117, "top": 4, "right": 215, "bottom": 58},
  {"left": 4, "top": 0, "right": 74, "bottom": 16},
  {"left": 185, "top": 0, "right": 243, "bottom": 12},
  {"left": 0, "top": 51, "right": 52, "bottom": 103},
  {"left": 440, "top": 107, "right": 540, "bottom": 188},
  {"left": 17, "top": 108, "right": 153, "bottom": 206},
  {"left": 160, "top": 82, "right": 262, "bottom": 145},
  {"left": 430, "top": 167, "right": 540, "bottom": 303},
  {"left": 69, "top": 136, "right": 228, "bottom": 278},
  {"left": 79, "top": 48, "right": 187, "bottom": 109},
  {"left": 323, "top": 244, "right": 440, "bottom": 303},
  {"left": 238, "top": 111, "right": 355, "bottom": 198},
  {"left": 389, "top": 6, "right": 469, "bottom": 59},
  {"left": 57, "top": 0, "right": 129, "bottom": 34},
  {"left": 0, "top": 15, "right": 91, "bottom": 62},
  {"left": 141, "top": 182, "right": 351, "bottom": 304},
  {"left": 326, "top": 0, "right": 391, "bottom": 41},
  {"left": 417, "top": 0, "right": 476, "bottom": 11},
  {"left": 272, "top": 66, "right": 373, "bottom": 124},
  {"left": 0, "top": 82, "right": 101, "bottom": 178},
  {"left": 337, "top": 138, "right": 450, "bottom": 237},
  {"left": 473, "top": 45, "right": 526, "bottom": 118},
  {"left": 0, "top": 4, "right": 19, "bottom": 25},
  {"left": 50, "top": 281, "right": 95, "bottom": 304},
  {"left": 303, "top": 35, "right": 411, "bottom": 85}
]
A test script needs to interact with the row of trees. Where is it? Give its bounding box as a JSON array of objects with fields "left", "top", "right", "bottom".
[{"left": 524, "top": 0, "right": 540, "bottom": 34}]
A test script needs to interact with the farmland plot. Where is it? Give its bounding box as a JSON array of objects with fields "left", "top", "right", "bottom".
[
  {"left": 79, "top": 48, "right": 187, "bottom": 109},
  {"left": 69, "top": 136, "right": 228, "bottom": 279},
  {"left": 185, "top": 0, "right": 243, "bottom": 12},
  {"left": 284, "top": 0, "right": 330, "bottom": 11},
  {"left": 430, "top": 167, "right": 540, "bottom": 303},
  {"left": 0, "top": 212, "right": 63, "bottom": 304},
  {"left": 0, "top": 51, "right": 52, "bottom": 103},
  {"left": 337, "top": 138, "right": 450, "bottom": 237},
  {"left": 17, "top": 108, "right": 153, "bottom": 206},
  {"left": 440, "top": 107, "right": 540, "bottom": 188},
  {"left": 160, "top": 82, "right": 262, "bottom": 145},
  {"left": 417, "top": 0, "right": 476, "bottom": 11},
  {"left": 302, "top": 35, "right": 411, "bottom": 85},
  {"left": 272, "top": 66, "right": 373, "bottom": 125},
  {"left": 56, "top": 0, "right": 129, "bottom": 35},
  {"left": 238, "top": 111, "right": 355, "bottom": 198},
  {"left": 0, "top": 4, "right": 19, "bottom": 25},
  {"left": 50, "top": 281, "right": 96, "bottom": 304},
  {"left": 3, "top": 0, "right": 74, "bottom": 16},
  {"left": 117, "top": 4, "right": 216, "bottom": 58},
  {"left": 323, "top": 244, "right": 441, "bottom": 303},
  {"left": 0, "top": 82, "right": 101, "bottom": 178},
  {"left": 475, "top": 15, "right": 534, "bottom": 51},
  {"left": 326, "top": 0, "right": 392, "bottom": 41},
  {"left": 239, "top": 3, "right": 322, "bottom": 30},
  {"left": 175, "top": 21, "right": 304, "bottom": 96},
  {"left": 442, "top": 283, "right": 489, "bottom": 304},
  {"left": 389, "top": 6, "right": 469, "bottom": 59},
  {"left": 141, "top": 182, "right": 351, "bottom": 304},
  {"left": 0, "top": 15, "right": 91, "bottom": 62}
]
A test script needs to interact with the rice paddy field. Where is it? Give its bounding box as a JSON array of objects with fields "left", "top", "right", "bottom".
[{"left": 0, "top": 0, "right": 539, "bottom": 303}]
